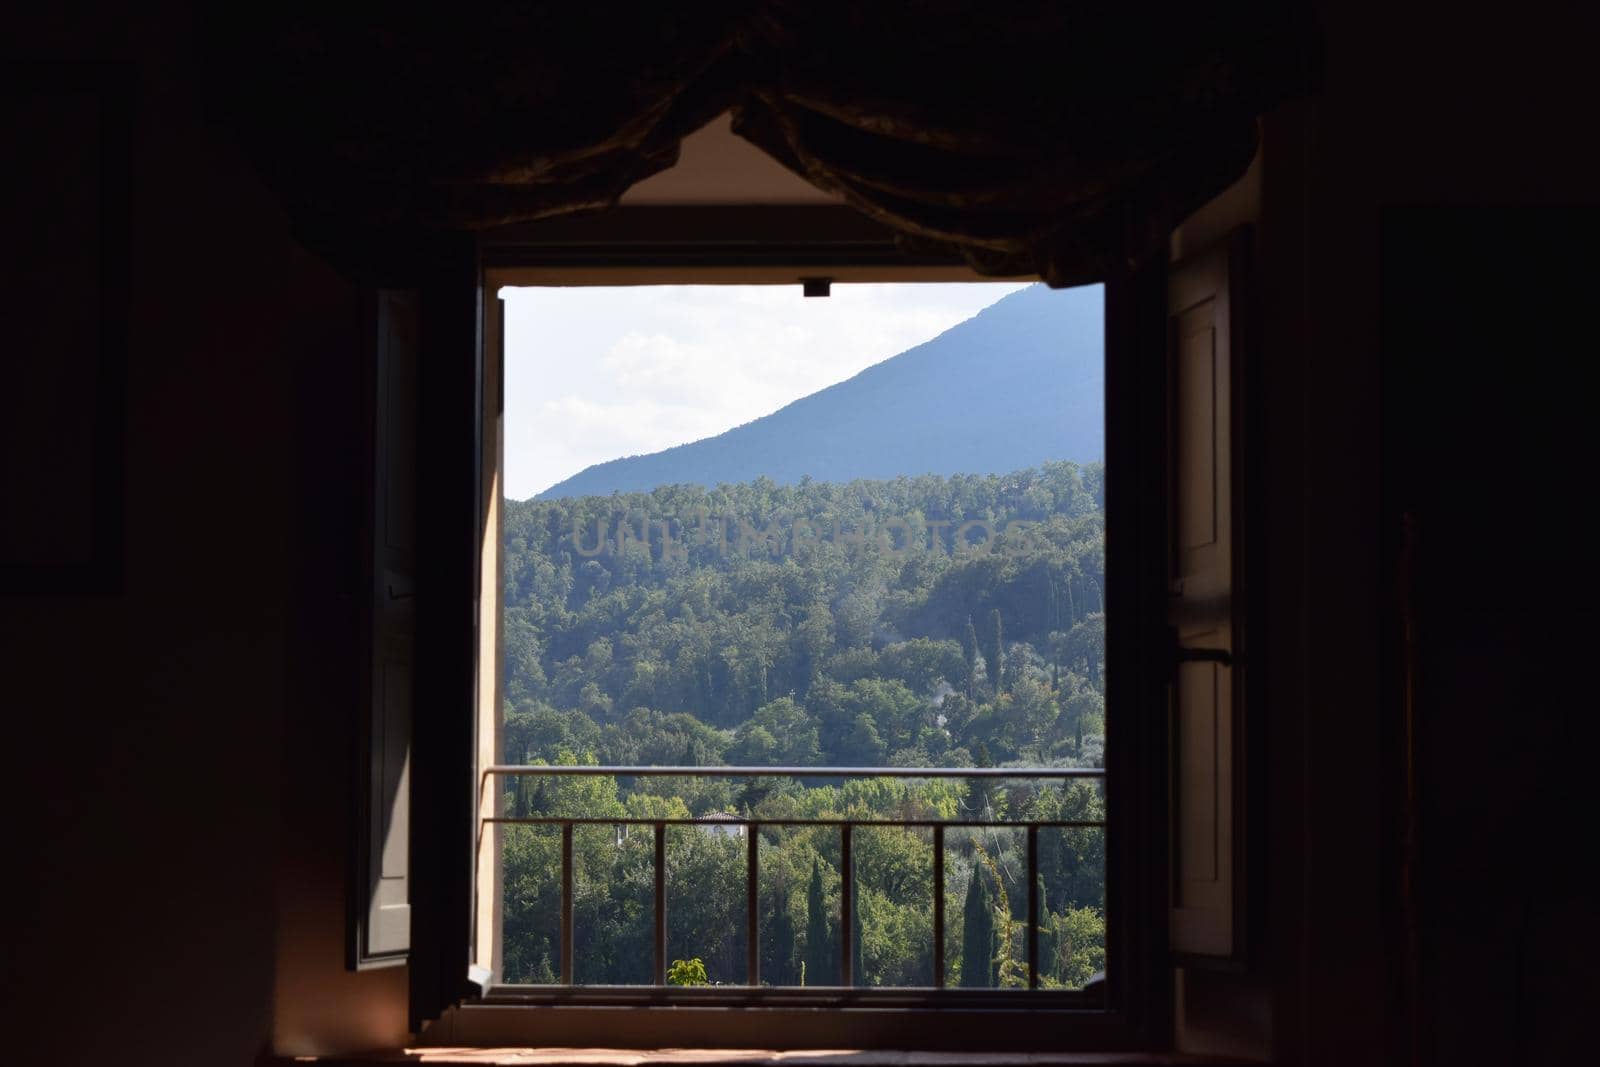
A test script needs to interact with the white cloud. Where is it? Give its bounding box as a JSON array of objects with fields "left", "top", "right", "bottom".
[{"left": 501, "top": 281, "right": 1031, "bottom": 498}]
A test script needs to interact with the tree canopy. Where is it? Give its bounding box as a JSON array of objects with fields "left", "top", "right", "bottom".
[{"left": 498, "top": 463, "right": 1107, "bottom": 988}]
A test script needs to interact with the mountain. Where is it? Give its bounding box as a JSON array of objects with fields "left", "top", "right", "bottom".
[{"left": 537, "top": 282, "right": 1103, "bottom": 499}]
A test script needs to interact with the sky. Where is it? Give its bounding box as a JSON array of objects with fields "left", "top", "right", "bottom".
[{"left": 501, "top": 281, "right": 1031, "bottom": 499}]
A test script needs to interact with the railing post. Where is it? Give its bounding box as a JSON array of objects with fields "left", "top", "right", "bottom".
[
  {"left": 840, "top": 823, "right": 853, "bottom": 988},
  {"left": 654, "top": 822, "right": 667, "bottom": 986},
  {"left": 933, "top": 824, "right": 945, "bottom": 988},
  {"left": 1027, "top": 823, "right": 1040, "bottom": 990},
  {"left": 560, "top": 823, "right": 574, "bottom": 985},
  {"left": 746, "top": 821, "right": 760, "bottom": 986}
]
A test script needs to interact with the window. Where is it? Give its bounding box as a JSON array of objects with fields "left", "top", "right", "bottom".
[
  {"left": 488, "top": 278, "right": 1106, "bottom": 998},
  {"left": 365, "top": 209, "right": 1250, "bottom": 1051}
]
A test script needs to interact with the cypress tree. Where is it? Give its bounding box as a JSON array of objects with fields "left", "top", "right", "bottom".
[
  {"left": 768, "top": 882, "right": 797, "bottom": 985},
  {"left": 961, "top": 617, "right": 980, "bottom": 699},
  {"left": 960, "top": 867, "right": 996, "bottom": 987},
  {"left": 1035, "top": 872, "right": 1050, "bottom": 985},
  {"left": 850, "top": 854, "right": 865, "bottom": 986},
  {"left": 968, "top": 740, "right": 997, "bottom": 816},
  {"left": 983, "top": 608, "right": 1005, "bottom": 692},
  {"left": 804, "top": 857, "right": 834, "bottom": 985}
]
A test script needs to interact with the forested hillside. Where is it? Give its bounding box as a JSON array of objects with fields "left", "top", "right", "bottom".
[
  {"left": 499, "top": 461, "right": 1107, "bottom": 989},
  {"left": 537, "top": 283, "right": 1103, "bottom": 498},
  {"left": 504, "top": 461, "right": 1106, "bottom": 768}
]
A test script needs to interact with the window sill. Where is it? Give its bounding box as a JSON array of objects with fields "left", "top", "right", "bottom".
[{"left": 265, "top": 1050, "right": 1262, "bottom": 1067}]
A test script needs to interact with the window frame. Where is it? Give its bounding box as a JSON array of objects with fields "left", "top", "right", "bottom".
[{"left": 406, "top": 205, "right": 1174, "bottom": 1050}]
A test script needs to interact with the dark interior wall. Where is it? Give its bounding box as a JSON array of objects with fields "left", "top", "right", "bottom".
[
  {"left": 1, "top": 5, "right": 402, "bottom": 1064},
  {"left": 3, "top": 4, "right": 1596, "bottom": 1066},
  {"left": 1245, "top": 4, "right": 1600, "bottom": 1065},
  {"left": 1383, "top": 212, "right": 1594, "bottom": 1067}
]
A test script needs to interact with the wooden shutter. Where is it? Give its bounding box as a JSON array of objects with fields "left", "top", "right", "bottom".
[
  {"left": 1167, "top": 233, "right": 1250, "bottom": 962},
  {"left": 353, "top": 288, "right": 419, "bottom": 965},
  {"left": 473, "top": 289, "right": 505, "bottom": 983},
  {"left": 409, "top": 236, "right": 485, "bottom": 1027}
]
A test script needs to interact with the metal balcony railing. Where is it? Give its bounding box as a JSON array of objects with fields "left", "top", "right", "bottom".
[{"left": 481, "top": 765, "right": 1106, "bottom": 991}]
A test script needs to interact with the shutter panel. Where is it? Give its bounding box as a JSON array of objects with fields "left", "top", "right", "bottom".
[
  {"left": 1167, "top": 234, "right": 1247, "bottom": 961},
  {"left": 473, "top": 290, "right": 505, "bottom": 982},
  {"left": 356, "top": 288, "right": 419, "bottom": 964}
]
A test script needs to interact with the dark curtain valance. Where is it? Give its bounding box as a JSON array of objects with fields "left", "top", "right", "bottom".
[{"left": 206, "top": 3, "right": 1317, "bottom": 286}]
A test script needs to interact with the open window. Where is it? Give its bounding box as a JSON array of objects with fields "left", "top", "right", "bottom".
[
  {"left": 463, "top": 208, "right": 1166, "bottom": 1049},
  {"left": 352, "top": 209, "right": 1255, "bottom": 1051}
]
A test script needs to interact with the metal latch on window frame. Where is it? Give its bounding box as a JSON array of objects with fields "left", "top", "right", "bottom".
[{"left": 1166, "top": 625, "right": 1233, "bottom": 676}]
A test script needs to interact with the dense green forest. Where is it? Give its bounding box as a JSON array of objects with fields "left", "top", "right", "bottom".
[{"left": 498, "top": 461, "right": 1107, "bottom": 988}]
